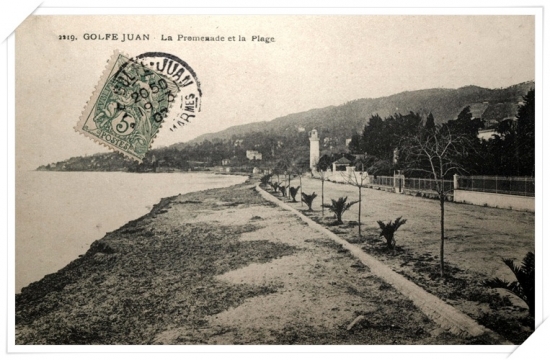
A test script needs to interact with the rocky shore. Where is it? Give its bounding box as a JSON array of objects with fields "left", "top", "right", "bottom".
[{"left": 16, "top": 180, "right": 490, "bottom": 345}]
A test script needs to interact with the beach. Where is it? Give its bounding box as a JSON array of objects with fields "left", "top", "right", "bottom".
[
  {"left": 15, "top": 171, "right": 248, "bottom": 292},
  {"left": 15, "top": 178, "right": 496, "bottom": 345}
]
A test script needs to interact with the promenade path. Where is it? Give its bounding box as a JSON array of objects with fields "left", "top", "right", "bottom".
[{"left": 285, "top": 176, "right": 534, "bottom": 282}]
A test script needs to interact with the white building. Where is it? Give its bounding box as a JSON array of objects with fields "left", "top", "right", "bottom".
[
  {"left": 246, "top": 150, "right": 262, "bottom": 160},
  {"left": 478, "top": 129, "right": 498, "bottom": 140}
]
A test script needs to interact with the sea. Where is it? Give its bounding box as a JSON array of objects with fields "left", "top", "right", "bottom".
[{"left": 15, "top": 171, "right": 248, "bottom": 293}]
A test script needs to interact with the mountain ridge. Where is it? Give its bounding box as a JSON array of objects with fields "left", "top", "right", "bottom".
[{"left": 177, "top": 80, "right": 533, "bottom": 148}]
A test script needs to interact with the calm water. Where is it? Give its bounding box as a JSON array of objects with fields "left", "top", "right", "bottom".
[{"left": 15, "top": 171, "right": 247, "bottom": 293}]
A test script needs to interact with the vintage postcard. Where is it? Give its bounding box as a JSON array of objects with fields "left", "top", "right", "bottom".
[{"left": 12, "top": 11, "right": 541, "bottom": 353}]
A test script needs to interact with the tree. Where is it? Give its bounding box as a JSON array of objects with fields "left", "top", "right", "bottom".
[
  {"left": 457, "top": 105, "right": 473, "bottom": 122},
  {"left": 301, "top": 192, "right": 317, "bottom": 211},
  {"left": 348, "top": 133, "right": 363, "bottom": 154},
  {"left": 361, "top": 114, "right": 389, "bottom": 159},
  {"left": 269, "top": 181, "right": 280, "bottom": 192},
  {"left": 442, "top": 106, "right": 484, "bottom": 174},
  {"left": 425, "top": 112, "right": 436, "bottom": 131},
  {"left": 400, "top": 123, "right": 475, "bottom": 277},
  {"left": 340, "top": 160, "right": 369, "bottom": 240},
  {"left": 322, "top": 197, "right": 358, "bottom": 225},
  {"left": 516, "top": 89, "right": 535, "bottom": 176},
  {"left": 484, "top": 252, "right": 535, "bottom": 322},
  {"left": 355, "top": 112, "right": 423, "bottom": 163},
  {"left": 487, "top": 119, "right": 518, "bottom": 176},
  {"left": 377, "top": 217, "right": 407, "bottom": 253},
  {"left": 387, "top": 112, "right": 425, "bottom": 154},
  {"left": 290, "top": 156, "right": 310, "bottom": 206},
  {"left": 275, "top": 158, "right": 293, "bottom": 199},
  {"left": 289, "top": 186, "right": 300, "bottom": 202},
  {"left": 445, "top": 106, "right": 484, "bottom": 141},
  {"left": 260, "top": 174, "right": 271, "bottom": 186},
  {"left": 481, "top": 89, "right": 535, "bottom": 176},
  {"left": 272, "top": 162, "right": 283, "bottom": 183}
]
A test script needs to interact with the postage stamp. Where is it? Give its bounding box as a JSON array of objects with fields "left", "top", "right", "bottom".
[{"left": 76, "top": 51, "right": 193, "bottom": 161}]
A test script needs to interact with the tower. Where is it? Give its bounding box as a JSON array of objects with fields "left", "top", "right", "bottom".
[{"left": 309, "top": 129, "right": 320, "bottom": 170}]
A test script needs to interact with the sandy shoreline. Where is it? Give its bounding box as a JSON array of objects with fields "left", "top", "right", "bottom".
[
  {"left": 15, "top": 179, "right": 515, "bottom": 345},
  {"left": 15, "top": 171, "right": 249, "bottom": 292}
]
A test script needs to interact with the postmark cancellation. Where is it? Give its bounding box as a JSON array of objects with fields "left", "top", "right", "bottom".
[{"left": 76, "top": 51, "right": 200, "bottom": 162}]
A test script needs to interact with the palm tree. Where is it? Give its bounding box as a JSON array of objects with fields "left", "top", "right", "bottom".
[
  {"left": 322, "top": 197, "right": 358, "bottom": 224},
  {"left": 289, "top": 186, "right": 300, "bottom": 202},
  {"left": 484, "top": 252, "right": 535, "bottom": 320},
  {"left": 269, "top": 181, "right": 279, "bottom": 192},
  {"left": 279, "top": 185, "right": 287, "bottom": 197},
  {"left": 377, "top": 217, "right": 407, "bottom": 252},
  {"left": 302, "top": 192, "right": 317, "bottom": 211}
]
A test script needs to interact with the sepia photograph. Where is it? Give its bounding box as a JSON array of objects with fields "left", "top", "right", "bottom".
[{"left": 11, "top": 9, "right": 540, "bottom": 351}]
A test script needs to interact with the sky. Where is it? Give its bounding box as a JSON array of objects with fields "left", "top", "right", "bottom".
[{"left": 15, "top": 15, "right": 535, "bottom": 170}]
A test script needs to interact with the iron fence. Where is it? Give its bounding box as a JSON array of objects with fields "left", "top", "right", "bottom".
[
  {"left": 368, "top": 175, "right": 394, "bottom": 188},
  {"left": 456, "top": 176, "right": 534, "bottom": 197},
  {"left": 311, "top": 171, "right": 534, "bottom": 198},
  {"left": 405, "top": 178, "right": 454, "bottom": 194}
]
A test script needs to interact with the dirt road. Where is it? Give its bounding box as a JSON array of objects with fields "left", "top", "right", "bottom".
[{"left": 290, "top": 176, "right": 534, "bottom": 282}]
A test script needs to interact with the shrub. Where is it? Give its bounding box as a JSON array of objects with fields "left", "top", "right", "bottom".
[
  {"left": 377, "top": 216, "right": 407, "bottom": 251},
  {"left": 302, "top": 192, "right": 317, "bottom": 211},
  {"left": 279, "top": 185, "right": 287, "bottom": 197},
  {"left": 322, "top": 197, "right": 358, "bottom": 224},
  {"left": 483, "top": 252, "right": 535, "bottom": 320},
  {"left": 289, "top": 186, "right": 300, "bottom": 202}
]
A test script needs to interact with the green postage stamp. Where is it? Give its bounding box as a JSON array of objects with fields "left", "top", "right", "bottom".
[{"left": 76, "top": 51, "right": 201, "bottom": 162}]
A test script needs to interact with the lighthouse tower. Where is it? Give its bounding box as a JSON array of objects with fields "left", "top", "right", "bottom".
[{"left": 309, "top": 129, "right": 320, "bottom": 170}]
